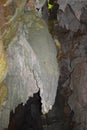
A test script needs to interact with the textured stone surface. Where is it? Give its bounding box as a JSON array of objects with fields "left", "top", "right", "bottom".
[
  {"left": 57, "top": 0, "right": 87, "bottom": 32},
  {"left": 69, "top": 57, "right": 87, "bottom": 130},
  {"left": 0, "top": 36, "right": 8, "bottom": 110},
  {"left": 0, "top": 39, "right": 7, "bottom": 84},
  {"left": 57, "top": 5, "right": 80, "bottom": 32},
  {"left": 35, "top": 0, "right": 46, "bottom": 8},
  {"left": 0, "top": 13, "right": 59, "bottom": 129},
  {"left": 58, "top": 0, "right": 87, "bottom": 20}
]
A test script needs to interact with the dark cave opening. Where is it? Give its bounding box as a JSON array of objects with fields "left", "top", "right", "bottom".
[
  {"left": 7, "top": 85, "right": 74, "bottom": 130},
  {"left": 7, "top": 92, "right": 43, "bottom": 130}
]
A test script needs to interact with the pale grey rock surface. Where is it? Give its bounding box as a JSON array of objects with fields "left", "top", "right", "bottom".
[
  {"left": 35, "top": 0, "right": 46, "bottom": 8},
  {"left": 57, "top": 5, "right": 80, "bottom": 32},
  {"left": 58, "top": 0, "right": 87, "bottom": 20},
  {"left": 57, "top": 0, "right": 87, "bottom": 32},
  {"left": 0, "top": 14, "right": 59, "bottom": 129}
]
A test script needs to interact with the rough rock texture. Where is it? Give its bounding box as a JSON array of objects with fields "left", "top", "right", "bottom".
[
  {"left": 0, "top": 36, "right": 8, "bottom": 109},
  {"left": 0, "top": 12, "right": 59, "bottom": 129},
  {"left": 0, "top": 83, "right": 8, "bottom": 109},
  {"left": 58, "top": 0, "right": 87, "bottom": 20},
  {"left": 0, "top": 38, "right": 7, "bottom": 84},
  {"left": 42, "top": 1, "right": 87, "bottom": 128},
  {"left": 24, "top": 12, "right": 59, "bottom": 113},
  {"left": 57, "top": 30, "right": 87, "bottom": 130},
  {"left": 69, "top": 57, "right": 87, "bottom": 130},
  {"left": 57, "top": 0, "right": 87, "bottom": 32},
  {"left": 57, "top": 5, "right": 80, "bottom": 32},
  {"left": 35, "top": 0, "right": 46, "bottom": 8},
  {"left": 51, "top": 5, "right": 87, "bottom": 130}
]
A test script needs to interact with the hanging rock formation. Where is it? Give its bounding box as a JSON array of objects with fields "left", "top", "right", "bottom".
[{"left": 0, "top": 0, "right": 59, "bottom": 129}]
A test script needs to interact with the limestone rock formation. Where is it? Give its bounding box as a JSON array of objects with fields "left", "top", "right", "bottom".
[
  {"left": 0, "top": 11, "right": 59, "bottom": 129},
  {"left": 0, "top": 36, "right": 8, "bottom": 109},
  {"left": 57, "top": 0, "right": 87, "bottom": 32},
  {"left": 58, "top": 0, "right": 87, "bottom": 20},
  {"left": 69, "top": 57, "right": 87, "bottom": 130}
]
